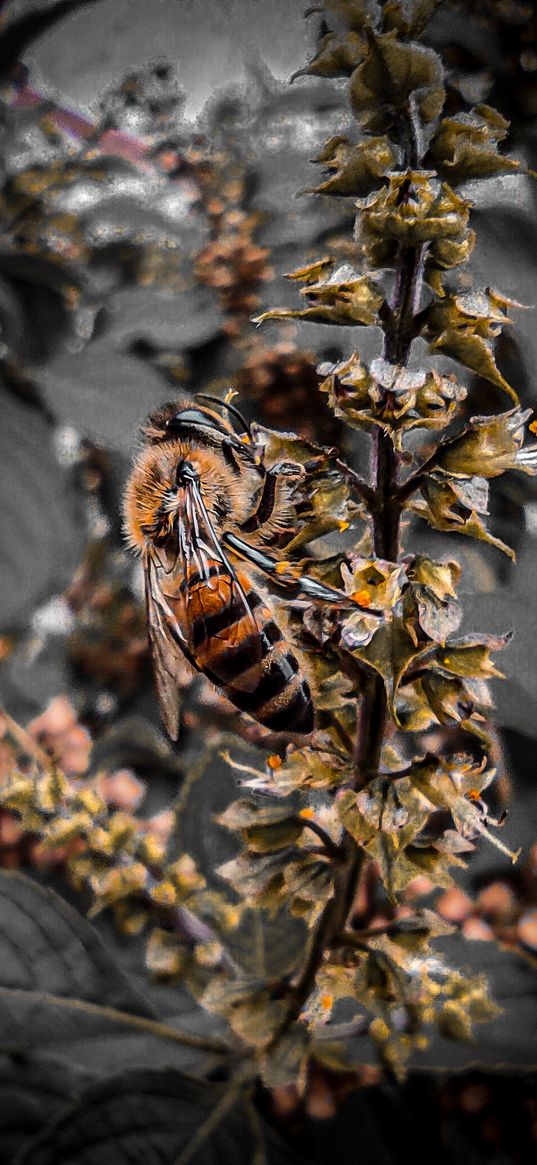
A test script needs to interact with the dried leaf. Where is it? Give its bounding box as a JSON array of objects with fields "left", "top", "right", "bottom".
[
  {"left": 309, "top": 134, "right": 397, "bottom": 196},
  {"left": 349, "top": 30, "right": 445, "bottom": 136},
  {"left": 255, "top": 264, "right": 383, "bottom": 327},
  {"left": 436, "top": 408, "right": 537, "bottom": 479},
  {"left": 292, "top": 30, "right": 366, "bottom": 79},
  {"left": 430, "top": 107, "right": 520, "bottom": 185},
  {"left": 383, "top": 0, "right": 444, "bottom": 37},
  {"left": 410, "top": 474, "right": 516, "bottom": 559},
  {"left": 425, "top": 289, "right": 522, "bottom": 402}
]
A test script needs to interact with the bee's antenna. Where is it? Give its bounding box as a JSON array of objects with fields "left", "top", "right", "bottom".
[{"left": 195, "top": 392, "right": 253, "bottom": 442}]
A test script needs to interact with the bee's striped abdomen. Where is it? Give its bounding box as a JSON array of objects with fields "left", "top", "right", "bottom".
[{"left": 184, "top": 560, "right": 314, "bottom": 734}]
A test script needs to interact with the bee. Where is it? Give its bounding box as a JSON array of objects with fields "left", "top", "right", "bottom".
[{"left": 124, "top": 397, "right": 358, "bottom": 740}]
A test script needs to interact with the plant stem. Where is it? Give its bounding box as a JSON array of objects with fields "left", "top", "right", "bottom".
[
  {"left": 273, "top": 175, "right": 426, "bottom": 1046},
  {"left": 353, "top": 238, "right": 426, "bottom": 790}
]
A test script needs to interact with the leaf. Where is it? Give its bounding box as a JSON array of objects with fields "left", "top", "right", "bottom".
[
  {"left": 0, "top": 391, "right": 85, "bottom": 631},
  {"left": 32, "top": 341, "right": 173, "bottom": 454},
  {"left": 172, "top": 751, "right": 307, "bottom": 976},
  {"left": 341, "top": 613, "right": 432, "bottom": 710},
  {"left": 434, "top": 634, "right": 509, "bottom": 679},
  {"left": 15, "top": 1067, "right": 300, "bottom": 1165},
  {"left": 360, "top": 173, "right": 470, "bottom": 245},
  {"left": 404, "top": 556, "right": 462, "bottom": 645},
  {"left": 338, "top": 777, "right": 432, "bottom": 900},
  {"left": 0, "top": 871, "right": 228, "bottom": 1076},
  {"left": 216, "top": 800, "right": 304, "bottom": 854},
  {"left": 410, "top": 474, "right": 516, "bottom": 559},
  {"left": 349, "top": 29, "right": 445, "bottom": 137},
  {"left": 255, "top": 266, "right": 383, "bottom": 327},
  {"left": 429, "top": 107, "right": 520, "bottom": 185},
  {"left": 292, "top": 30, "right": 366, "bottom": 80},
  {"left": 435, "top": 408, "right": 537, "bottom": 479},
  {"left": 409, "top": 756, "right": 521, "bottom": 862},
  {"left": 309, "top": 134, "right": 397, "bottom": 196},
  {"left": 383, "top": 0, "right": 444, "bottom": 37},
  {"left": 0, "top": 1052, "right": 92, "bottom": 1164},
  {"left": 425, "top": 289, "right": 521, "bottom": 403}
]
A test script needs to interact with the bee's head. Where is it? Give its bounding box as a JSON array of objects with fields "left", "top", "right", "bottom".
[{"left": 175, "top": 458, "right": 199, "bottom": 487}]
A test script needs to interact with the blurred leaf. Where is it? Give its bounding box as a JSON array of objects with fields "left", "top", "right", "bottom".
[
  {"left": 0, "top": 870, "right": 154, "bottom": 1021},
  {"left": 170, "top": 751, "right": 307, "bottom": 976},
  {"left": 31, "top": 341, "right": 171, "bottom": 453},
  {"left": 0, "top": 1, "right": 105, "bottom": 79},
  {"left": 15, "top": 1067, "right": 302, "bottom": 1165},
  {"left": 0, "top": 871, "right": 223, "bottom": 1075},
  {"left": 223, "top": 906, "right": 307, "bottom": 981},
  {"left": 95, "top": 284, "right": 221, "bottom": 352},
  {"left": 0, "top": 1052, "right": 92, "bottom": 1163},
  {"left": 0, "top": 391, "right": 85, "bottom": 630}
]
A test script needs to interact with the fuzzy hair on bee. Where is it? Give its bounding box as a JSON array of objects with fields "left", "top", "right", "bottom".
[{"left": 123, "top": 398, "right": 316, "bottom": 740}]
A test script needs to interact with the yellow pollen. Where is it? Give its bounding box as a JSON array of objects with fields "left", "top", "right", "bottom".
[
  {"left": 338, "top": 520, "right": 350, "bottom": 532},
  {"left": 467, "top": 789, "right": 481, "bottom": 801},
  {"left": 351, "top": 588, "right": 372, "bottom": 607},
  {"left": 267, "top": 755, "right": 282, "bottom": 770},
  {"left": 299, "top": 807, "right": 315, "bottom": 820},
  {"left": 529, "top": 419, "right": 537, "bottom": 435},
  {"left": 320, "top": 993, "right": 333, "bottom": 1011},
  {"left": 275, "top": 561, "right": 301, "bottom": 578}
]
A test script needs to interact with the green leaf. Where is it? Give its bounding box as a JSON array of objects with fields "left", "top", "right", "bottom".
[
  {"left": 338, "top": 777, "right": 431, "bottom": 900},
  {"left": 359, "top": 173, "right": 470, "bottom": 245},
  {"left": 435, "top": 634, "right": 510, "bottom": 680},
  {"left": 404, "top": 556, "right": 462, "bottom": 645},
  {"left": 341, "top": 613, "right": 432, "bottom": 710},
  {"left": 319, "top": 353, "right": 467, "bottom": 441},
  {"left": 409, "top": 756, "right": 521, "bottom": 862}
]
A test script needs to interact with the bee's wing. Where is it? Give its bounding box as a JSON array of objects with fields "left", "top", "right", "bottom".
[
  {"left": 177, "top": 483, "right": 265, "bottom": 692},
  {"left": 144, "top": 552, "right": 199, "bottom": 741}
]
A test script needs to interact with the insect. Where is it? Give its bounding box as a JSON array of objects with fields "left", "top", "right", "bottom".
[{"left": 124, "top": 397, "right": 361, "bottom": 740}]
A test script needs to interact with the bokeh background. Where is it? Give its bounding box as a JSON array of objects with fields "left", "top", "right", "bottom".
[{"left": 1, "top": 2, "right": 537, "bottom": 1161}]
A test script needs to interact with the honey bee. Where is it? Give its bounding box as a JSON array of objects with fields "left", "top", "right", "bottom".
[{"left": 124, "top": 397, "right": 358, "bottom": 740}]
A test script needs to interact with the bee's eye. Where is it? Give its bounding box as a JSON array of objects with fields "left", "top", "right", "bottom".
[{"left": 166, "top": 408, "right": 225, "bottom": 433}]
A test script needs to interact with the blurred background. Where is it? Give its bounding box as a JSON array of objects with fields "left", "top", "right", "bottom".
[{"left": 1, "top": 1, "right": 537, "bottom": 1160}]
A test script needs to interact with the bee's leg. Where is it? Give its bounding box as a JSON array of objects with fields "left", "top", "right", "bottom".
[
  {"left": 239, "top": 461, "right": 304, "bottom": 542},
  {"left": 222, "top": 531, "right": 379, "bottom": 610}
]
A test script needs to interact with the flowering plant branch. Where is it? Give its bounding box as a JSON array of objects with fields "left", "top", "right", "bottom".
[{"left": 1, "top": 0, "right": 535, "bottom": 1095}]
